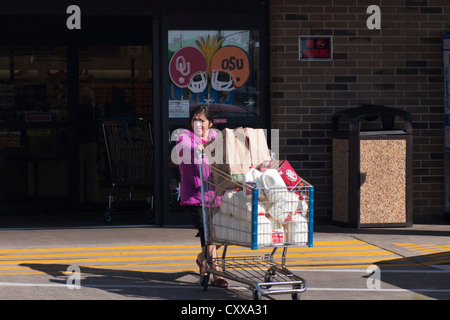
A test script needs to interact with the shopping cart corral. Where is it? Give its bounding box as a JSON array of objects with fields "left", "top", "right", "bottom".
[
  {"left": 199, "top": 157, "right": 314, "bottom": 300},
  {"left": 102, "top": 118, "right": 154, "bottom": 223}
]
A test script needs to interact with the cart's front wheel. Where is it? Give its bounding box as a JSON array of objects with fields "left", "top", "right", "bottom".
[
  {"left": 291, "top": 285, "right": 302, "bottom": 300},
  {"left": 104, "top": 208, "right": 112, "bottom": 223},
  {"left": 252, "top": 289, "right": 262, "bottom": 300},
  {"left": 146, "top": 208, "right": 154, "bottom": 224},
  {"left": 262, "top": 269, "right": 275, "bottom": 289},
  {"left": 200, "top": 273, "right": 210, "bottom": 292}
]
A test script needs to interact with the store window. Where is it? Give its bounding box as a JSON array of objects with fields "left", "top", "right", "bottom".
[
  {"left": 0, "top": 46, "right": 68, "bottom": 201},
  {"left": 168, "top": 30, "right": 260, "bottom": 119},
  {"left": 0, "top": 46, "right": 68, "bottom": 122},
  {"left": 79, "top": 46, "right": 153, "bottom": 117}
]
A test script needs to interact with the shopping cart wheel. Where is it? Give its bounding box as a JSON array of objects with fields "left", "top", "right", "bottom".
[
  {"left": 262, "top": 269, "right": 275, "bottom": 289},
  {"left": 291, "top": 285, "right": 301, "bottom": 300},
  {"left": 146, "top": 208, "right": 154, "bottom": 224},
  {"left": 104, "top": 208, "right": 112, "bottom": 223},
  {"left": 291, "top": 292, "right": 301, "bottom": 300},
  {"left": 200, "top": 273, "right": 210, "bottom": 292},
  {"left": 252, "top": 289, "right": 262, "bottom": 300}
]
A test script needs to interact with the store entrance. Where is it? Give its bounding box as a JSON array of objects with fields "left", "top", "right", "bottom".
[
  {"left": 0, "top": 16, "right": 156, "bottom": 223},
  {"left": 78, "top": 45, "right": 154, "bottom": 220}
]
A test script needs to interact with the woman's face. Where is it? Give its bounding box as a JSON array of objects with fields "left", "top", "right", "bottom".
[{"left": 191, "top": 112, "right": 212, "bottom": 138}]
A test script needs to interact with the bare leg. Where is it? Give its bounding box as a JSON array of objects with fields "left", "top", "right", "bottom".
[{"left": 198, "top": 245, "right": 224, "bottom": 279}]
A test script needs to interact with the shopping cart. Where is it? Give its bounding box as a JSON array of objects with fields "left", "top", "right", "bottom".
[
  {"left": 102, "top": 118, "right": 154, "bottom": 223},
  {"left": 199, "top": 157, "right": 314, "bottom": 300}
]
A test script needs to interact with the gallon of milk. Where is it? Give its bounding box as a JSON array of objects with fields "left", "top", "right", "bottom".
[
  {"left": 230, "top": 190, "right": 247, "bottom": 221},
  {"left": 243, "top": 166, "right": 263, "bottom": 199},
  {"left": 283, "top": 213, "right": 308, "bottom": 245},
  {"left": 257, "top": 212, "right": 272, "bottom": 246},
  {"left": 260, "top": 168, "right": 287, "bottom": 201},
  {"left": 220, "top": 189, "right": 239, "bottom": 215},
  {"left": 271, "top": 222, "right": 285, "bottom": 245},
  {"left": 212, "top": 213, "right": 224, "bottom": 240},
  {"left": 223, "top": 213, "right": 233, "bottom": 242}
]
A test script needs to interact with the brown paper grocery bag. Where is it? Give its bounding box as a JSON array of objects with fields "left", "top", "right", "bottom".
[
  {"left": 244, "top": 127, "right": 271, "bottom": 166},
  {"left": 204, "top": 127, "right": 248, "bottom": 195},
  {"left": 234, "top": 126, "right": 252, "bottom": 169}
]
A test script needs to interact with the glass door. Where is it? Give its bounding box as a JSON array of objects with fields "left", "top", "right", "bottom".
[
  {"left": 0, "top": 46, "right": 69, "bottom": 206},
  {"left": 77, "top": 45, "right": 154, "bottom": 214},
  {"left": 162, "top": 12, "right": 269, "bottom": 225}
]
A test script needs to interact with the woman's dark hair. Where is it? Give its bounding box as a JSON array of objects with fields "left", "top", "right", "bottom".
[{"left": 189, "top": 104, "right": 214, "bottom": 128}]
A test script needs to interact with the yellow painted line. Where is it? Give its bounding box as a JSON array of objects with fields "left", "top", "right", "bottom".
[
  {"left": 309, "top": 240, "right": 366, "bottom": 246},
  {"left": 0, "top": 268, "right": 201, "bottom": 276},
  {"left": 0, "top": 245, "right": 200, "bottom": 254},
  {"left": 0, "top": 254, "right": 410, "bottom": 276},
  {"left": 0, "top": 258, "right": 414, "bottom": 275},
  {"left": 0, "top": 248, "right": 394, "bottom": 264},
  {"left": 414, "top": 247, "right": 450, "bottom": 252},
  {"left": 0, "top": 256, "right": 398, "bottom": 272},
  {"left": 0, "top": 245, "right": 376, "bottom": 259},
  {"left": 0, "top": 240, "right": 365, "bottom": 254},
  {"left": 394, "top": 243, "right": 450, "bottom": 255},
  {"left": 0, "top": 250, "right": 201, "bottom": 260},
  {"left": 0, "top": 255, "right": 199, "bottom": 265},
  {"left": 0, "top": 252, "right": 396, "bottom": 268},
  {"left": 0, "top": 239, "right": 401, "bottom": 276},
  {"left": 414, "top": 249, "right": 443, "bottom": 254}
]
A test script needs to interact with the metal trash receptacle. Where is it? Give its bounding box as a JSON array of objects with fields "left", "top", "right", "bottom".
[{"left": 331, "top": 105, "right": 413, "bottom": 228}]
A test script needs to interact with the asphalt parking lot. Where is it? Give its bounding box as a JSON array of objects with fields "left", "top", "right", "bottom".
[{"left": 0, "top": 216, "right": 449, "bottom": 301}]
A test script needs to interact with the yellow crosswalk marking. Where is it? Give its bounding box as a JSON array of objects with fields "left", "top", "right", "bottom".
[
  {"left": 394, "top": 243, "right": 450, "bottom": 265},
  {"left": 0, "top": 240, "right": 404, "bottom": 276}
]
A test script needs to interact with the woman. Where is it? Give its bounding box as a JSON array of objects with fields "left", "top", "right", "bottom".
[{"left": 176, "top": 105, "right": 228, "bottom": 288}]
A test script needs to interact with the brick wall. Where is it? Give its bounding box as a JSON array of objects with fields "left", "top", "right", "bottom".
[{"left": 269, "top": 0, "right": 449, "bottom": 222}]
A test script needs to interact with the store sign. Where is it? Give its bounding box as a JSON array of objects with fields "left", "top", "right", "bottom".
[
  {"left": 298, "top": 36, "right": 332, "bottom": 61},
  {"left": 168, "top": 30, "right": 259, "bottom": 118},
  {"left": 169, "top": 100, "right": 189, "bottom": 118}
]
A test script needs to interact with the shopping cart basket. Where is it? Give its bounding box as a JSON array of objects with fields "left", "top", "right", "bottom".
[
  {"left": 199, "top": 156, "right": 314, "bottom": 300},
  {"left": 102, "top": 117, "right": 154, "bottom": 223}
]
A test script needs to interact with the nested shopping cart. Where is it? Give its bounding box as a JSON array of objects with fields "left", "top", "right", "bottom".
[
  {"left": 102, "top": 117, "right": 154, "bottom": 223},
  {"left": 199, "top": 158, "right": 314, "bottom": 300}
]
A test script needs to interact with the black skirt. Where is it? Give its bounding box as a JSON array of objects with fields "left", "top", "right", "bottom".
[{"left": 184, "top": 205, "right": 205, "bottom": 247}]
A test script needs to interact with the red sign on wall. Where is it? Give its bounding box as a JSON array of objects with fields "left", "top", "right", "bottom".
[{"left": 299, "top": 36, "right": 333, "bottom": 61}]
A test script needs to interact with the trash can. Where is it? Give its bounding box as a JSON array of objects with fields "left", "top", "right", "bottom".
[{"left": 331, "top": 105, "right": 413, "bottom": 228}]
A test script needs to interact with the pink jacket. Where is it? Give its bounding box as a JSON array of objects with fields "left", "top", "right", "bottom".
[{"left": 176, "top": 129, "right": 217, "bottom": 206}]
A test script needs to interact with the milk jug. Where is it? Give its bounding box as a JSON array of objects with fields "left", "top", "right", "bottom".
[
  {"left": 257, "top": 212, "right": 272, "bottom": 246},
  {"left": 260, "top": 168, "right": 287, "bottom": 201},
  {"left": 212, "top": 213, "right": 224, "bottom": 240},
  {"left": 284, "top": 213, "right": 308, "bottom": 245},
  {"left": 230, "top": 190, "right": 247, "bottom": 221},
  {"left": 267, "top": 200, "right": 296, "bottom": 222},
  {"left": 220, "top": 189, "right": 238, "bottom": 215},
  {"left": 223, "top": 213, "right": 233, "bottom": 242},
  {"left": 271, "top": 222, "right": 284, "bottom": 244},
  {"left": 243, "top": 166, "right": 263, "bottom": 199},
  {"left": 297, "top": 199, "right": 309, "bottom": 216},
  {"left": 238, "top": 200, "right": 265, "bottom": 245}
]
